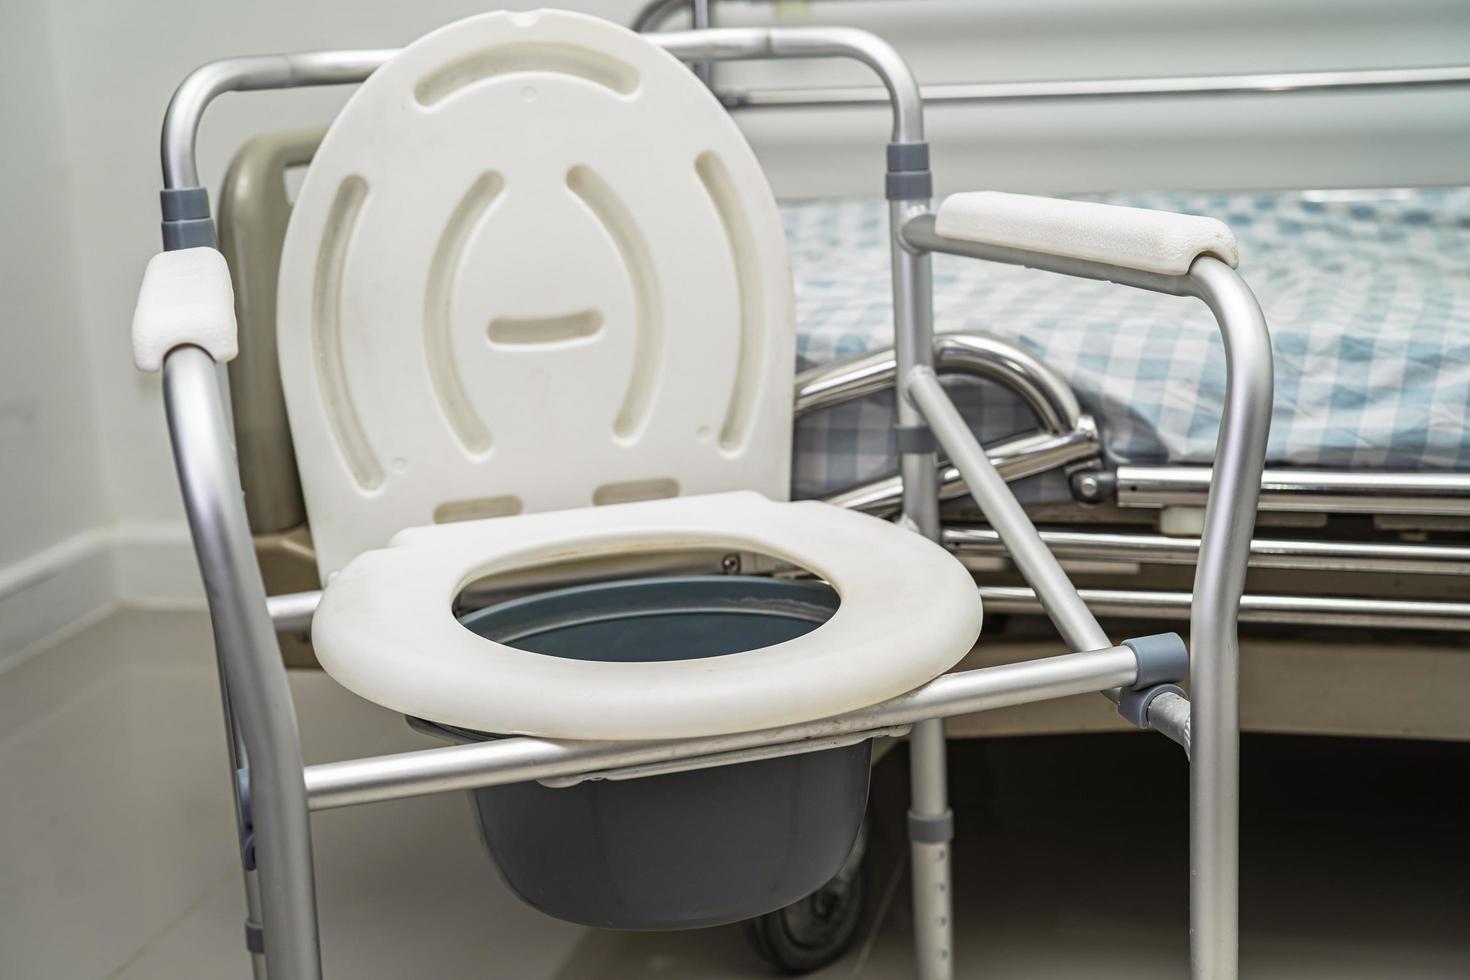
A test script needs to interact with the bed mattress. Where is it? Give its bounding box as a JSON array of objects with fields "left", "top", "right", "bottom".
[{"left": 786, "top": 188, "right": 1470, "bottom": 500}]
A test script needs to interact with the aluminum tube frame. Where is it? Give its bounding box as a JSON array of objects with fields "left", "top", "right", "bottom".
[
  {"left": 538, "top": 725, "right": 911, "bottom": 788},
  {"left": 977, "top": 586, "right": 1470, "bottom": 632},
  {"left": 265, "top": 590, "right": 320, "bottom": 635},
  {"left": 632, "top": 0, "right": 695, "bottom": 33},
  {"left": 161, "top": 51, "right": 394, "bottom": 189},
  {"left": 303, "top": 645, "right": 1140, "bottom": 810},
  {"left": 908, "top": 370, "right": 1114, "bottom": 656},
  {"left": 795, "top": 332, "right": 1088, "bottom": 435},
  {"left": 945, "top": 527, "right": 1470, "bottom": 577},
  {"left": 853, "top": 24, "right": 950, "bottom": 975},
  {"left": 908, "top": 718, "right": 953, "bottom": 979},
  {"left": 1184, "top": 260, "right": 1274, "bottom": 980},
  {"left": 798, "top": 331, "right": 1102, "bottom": 520},
  {"left": 215, "top": 656, "right": 269, "bottom": 979},
  {"left": 156, "top": 27, "right": 939, "bottom": 980},
  {"left": 822, "top": 428, "right": 1101, "bottom": 515},
  {"left": 164, "top": 346, "right": 321, "bottom": 979},
  {"left": 905, "top": 215, "right": 1273, "bottom": 980},
  {"left": 160, "top": 30, "right": 923, "bottom": 194},
  {"left": 717, "top": 64, "right": 1470, "bottom": 110},
  {"left": 654, "top": 28, "right": 925, "bottom": 143},
  {"left": 690, "top": 0, "right": 714, "bottom": 86},
  {"left": 880, "top": 103, "right": 951, "bottom": 980},
  {"left": 1118, "top": 465, "right": 1470, "bottom": 517}
]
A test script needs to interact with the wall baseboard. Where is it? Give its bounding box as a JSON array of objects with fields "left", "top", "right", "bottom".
[
  {"left": 110, "top": 523, "right": 205, "bottom": 608},
  {"left": 0, "top": 523, "right": 202, "bottom": 668}
]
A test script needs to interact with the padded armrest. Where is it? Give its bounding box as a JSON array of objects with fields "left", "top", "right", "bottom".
[
  {"left": 132, "top": 247, "right": 238, "bottom": 372},
  {"left": 934, "top": 191, "right": 1238, "bottom": 276}
]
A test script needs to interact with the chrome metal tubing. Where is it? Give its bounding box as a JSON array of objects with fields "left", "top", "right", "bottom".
[
  {"left": 908, "top": 368, "right": 1114, "bottom": 657},
  {"left": 892, "top": 211, "right": 940, "bottom": 539},
  {"left": 539, "top": 724, "right": 909, "bottom": 788},
  {"left": 906, "top": 214, "right": 1273, "bottom": 979},
  {"left": 266, "top": 590, "right": 321, "bottom": 635},
  {"left": 977, "top": 586, "right": 1470, "bottom": 632},
  {"left": 690, "top": 0, "right": 715, "bottom": 86},
  {"left": 795, "top": 332, "right": 1087, "bottom": 435},
  {"left": 161, "top": 28, "right": 923, "bottom": 192},
  {"left": 801, "top": 329, "right": 1103, "bottom": 520},
  {"left": 822, "top": 428, "right": 1100, "bottom": 515},
  {"left": 945, "top": 527, "right": 1470, "bottom": 577},
  {"left": 631, "top": 0, "right": 693, "bottom": 33},
  {"left": 1183, "top": 261, "right": 1274, "bottom": 980},
  {"left": 719, "top": 64, "right": 1470, "bottom": 111},
  {"left": 1148, "top": 692, "right": 1192, "bottom": 759},
  {"left": 215, "top": 667, "right": 268, "bottom": 978},
  {"left": 861, "top": 38, "right": 949, "bottom": 975},
  {"left": 161, "top": 51, "right": 393, "bottom": 189},
  {"left": 1118, "top": 466, "right": 1470, "bottom": 517},
  {"left": 908, "top": 718, "right": 954, "bottom": 980},
  {"left": 303, "top": 645, "right": 1141, "bottom": 811},
  {"left": 163, "top": 346, "right": 321, "bottom": 979},
  {"left": 654, "top": 28, "right": 924, "bottom": 142}
]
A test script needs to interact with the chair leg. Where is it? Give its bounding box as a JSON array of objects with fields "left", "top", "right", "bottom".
[{"left": 908, "top": 718, "right": 954, "bottom": 980}]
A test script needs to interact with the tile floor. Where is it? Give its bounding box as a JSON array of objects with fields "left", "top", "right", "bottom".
[{"left": 2, "top": 608, "right": 1466, "bottom": 978}]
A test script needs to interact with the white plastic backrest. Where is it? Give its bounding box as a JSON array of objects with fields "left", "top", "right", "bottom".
[
  {"left": 935, "top": 191, "right": 1238, "bottom": 276},
  {"left": 133, "top": 247, "right": 238, "bottom": 372},
  {"left": 277, "top": 10, "right": 795, "bottom": 580}
]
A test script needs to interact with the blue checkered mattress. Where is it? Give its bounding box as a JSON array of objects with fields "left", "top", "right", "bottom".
[{"left": 786, "top": 189, "right": 1470, "bottom": 501}]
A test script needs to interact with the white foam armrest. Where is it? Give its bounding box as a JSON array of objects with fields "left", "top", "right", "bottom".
[
  {"left": 934, "top": 191, "right": 1238, "bottom": 276},
  {"left": 132, "top": 247, "right": 238, "bottom": 372}
]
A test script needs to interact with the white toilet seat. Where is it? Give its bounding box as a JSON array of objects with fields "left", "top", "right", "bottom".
[{"left": 313, "top": 492, "right": 983, "bottom": 740}]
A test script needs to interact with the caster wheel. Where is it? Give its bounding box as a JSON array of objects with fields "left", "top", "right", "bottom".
[{"left": 745, "top": 823, "right": 868, "bottom": 974}]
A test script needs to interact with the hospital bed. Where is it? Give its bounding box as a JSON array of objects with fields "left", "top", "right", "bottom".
[
  {"left": 133, "top": 10, "right": 1281, "bottom": 980},
  {"left": 633, "top": 0, "right": 1470, "bottom": 744}
]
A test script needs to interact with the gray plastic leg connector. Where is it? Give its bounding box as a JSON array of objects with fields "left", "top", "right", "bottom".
[
  {"left": 894, "top": 423, "right": 937, "bottom": 454},
  {"left": 244, "top": 919, "right": 265, "bottom": 955},
  {"left": 907, "top": 808, "right": 955, "bottom": 844},
  {"left": 160, "top": 187, "right": 217, "bottom": 251},
  {"left": 1117, "top": 633, "right": 1189, "bottom": 729},
  {"left": 885, "top": 141, "right": 933, "bottom": 201}
]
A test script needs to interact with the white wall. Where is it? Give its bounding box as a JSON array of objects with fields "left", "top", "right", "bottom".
[
  {"left": 0, "top": 0, "right": 113, "bottom": 659},
  {"left": 3, "top": 0, "right": 1469, "bottom": 655}
]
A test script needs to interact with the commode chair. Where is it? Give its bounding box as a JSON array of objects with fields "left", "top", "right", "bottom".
[{"left": 133, "top": 10, "right": 1273, "bottom": 980}]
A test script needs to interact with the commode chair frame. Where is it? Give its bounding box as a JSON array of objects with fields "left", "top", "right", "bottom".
[{"left": 146, "top": 22, "right": 1272, "bottom": 980}]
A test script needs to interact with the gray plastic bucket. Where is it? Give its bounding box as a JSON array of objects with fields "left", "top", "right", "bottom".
[{"left": 416, "top": 576, "right": 871, "bottom": 931}]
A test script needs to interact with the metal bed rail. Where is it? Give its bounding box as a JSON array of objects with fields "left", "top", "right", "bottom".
[
  {"left": 977, "top": 587, "right": 1470, "bottom": 633},
  {"left": 719, "top": 66, "right": 1470, "bottom": 111},
  {"left": 634, "top": 0, "right": 1470, "bottom": 110},
  {"left": 1117, "top": 466, "right": 1470, "bottom": 516},
  {"left": 945, "top": 527, "right": 1470, "bottom": 577}
]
